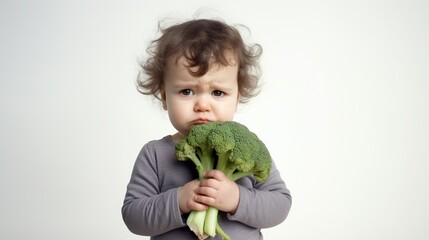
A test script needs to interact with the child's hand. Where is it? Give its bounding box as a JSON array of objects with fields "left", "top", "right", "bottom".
[
  {"left": 178, "top": 180, "right": 208, "bottom": 214},
  {"left": 196, "top": 170, "right": 240, "bottom": 214}
]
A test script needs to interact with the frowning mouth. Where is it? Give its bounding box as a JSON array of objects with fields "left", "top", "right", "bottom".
[{"left": 192, "top": 118, "right": 210, "bottom": 125}]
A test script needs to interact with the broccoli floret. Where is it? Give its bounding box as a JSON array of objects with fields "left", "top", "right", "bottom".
[
  {"left": 176, "top": 122, "right": 220, "bottom": 180},
  {"left": 210, "top": 121, "right": 272, "bottom": 182},
  {"left": 175, "top": 121, "right": 272, "bottom": 240}
]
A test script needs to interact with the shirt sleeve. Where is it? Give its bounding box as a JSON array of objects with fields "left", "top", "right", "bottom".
[
  {"left": 227, "top": 161, "right": 292, "bottom": 228},
  {"left": 121, "top": 143, "right": 186, "bottom": 236}
]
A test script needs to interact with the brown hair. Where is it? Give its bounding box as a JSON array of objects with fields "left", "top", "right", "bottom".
[{"left": 136, "top": 18, "right": 262, "bottom": 103}]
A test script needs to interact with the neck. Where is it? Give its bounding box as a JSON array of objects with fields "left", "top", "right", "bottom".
[{"left": 170, "top": 132, "right": 185, "bottom": 143}]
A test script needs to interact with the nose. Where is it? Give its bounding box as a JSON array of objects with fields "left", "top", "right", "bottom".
[{"left": 194, "top": 95, "right": 210, "bottom": 112}]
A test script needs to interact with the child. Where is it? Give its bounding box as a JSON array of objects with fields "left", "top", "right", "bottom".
[{"left": 122, "top": 18, "right": 292, "bottom": 240}]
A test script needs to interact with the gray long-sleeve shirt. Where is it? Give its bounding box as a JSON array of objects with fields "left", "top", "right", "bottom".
[{"left": 122, "top": 136, "right": 292, "bottom": 240}]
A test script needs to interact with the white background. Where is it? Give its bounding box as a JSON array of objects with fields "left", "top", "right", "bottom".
[{"left": 1, "top": 0, "right": 428, "bottom": 239}]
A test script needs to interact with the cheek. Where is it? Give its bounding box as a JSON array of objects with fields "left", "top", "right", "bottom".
[
  {"left": 166, "top": 101, "right": 189, "bottom": 123},
  {"left": 168, "top": 107, "right": 184, "bottom": 122},
  {"left": 216, "top": 101, "right": 238, "bottom": 122}
]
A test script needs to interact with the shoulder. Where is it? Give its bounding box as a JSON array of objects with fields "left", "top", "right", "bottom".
[
  {"left": 143, "top": 135, "right": 175, "bottom": 151},
  {"left": 137, "top": 136, "right": 176, "bottom": 162}
]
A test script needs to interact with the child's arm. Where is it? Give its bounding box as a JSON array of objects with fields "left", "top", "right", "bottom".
[
  {"left": 191, "top": 160, "right": 291, "bottom": 229},
  {"left": 121, "top": 143, "right": 187, "bottom": 236},
  {"left": 226, "top": 161, "right": 292, "bottom": 228}
]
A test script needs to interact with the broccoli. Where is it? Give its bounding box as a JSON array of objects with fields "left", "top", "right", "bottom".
[{"left": 175, "top": 121, "right": 272, "bottom": 240}]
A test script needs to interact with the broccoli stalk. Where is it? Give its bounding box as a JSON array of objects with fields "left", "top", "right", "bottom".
[
  {"left": 176, "top": 121, "right": 272, "bottom": 240},
  {"left": 175, "top": 128, "right": 212, "bottom": 239}
]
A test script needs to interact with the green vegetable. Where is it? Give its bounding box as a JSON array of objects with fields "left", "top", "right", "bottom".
[{"left": 176, "top": 121, "right": 272, "bottom": 240}]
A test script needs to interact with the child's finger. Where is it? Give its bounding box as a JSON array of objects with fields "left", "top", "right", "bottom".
[
  {"left": 195, "top": 185, "right": 218, "bottom": 197},
  {"left": 189, "top": 199, "right": 209, "bottom": 211},
  {"left": 203, "top": 170, "right": 226, "bottom": 180}
]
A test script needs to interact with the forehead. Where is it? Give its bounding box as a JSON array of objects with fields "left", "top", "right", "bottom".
[
  {"left": 165, "top": 57, "right": 239, "bottom": 79},
  {"left": 164, "top": 52, "right": 239, "bottom": 86},
  {"left": 169, "top": 50, "right": 238, "bottom": 69}
]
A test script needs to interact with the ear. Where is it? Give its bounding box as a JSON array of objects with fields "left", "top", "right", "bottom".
[{"left": 160, "top": 89, "right": 167, "bottom": 110}]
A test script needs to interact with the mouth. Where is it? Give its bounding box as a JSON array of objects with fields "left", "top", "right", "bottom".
[{"left": 192, "top": 118, "right": 210, "bottom": 125}]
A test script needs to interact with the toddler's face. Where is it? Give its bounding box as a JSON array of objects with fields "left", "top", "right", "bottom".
[{"left": 162, "top": 54, "right": 239, "bottom": 140}]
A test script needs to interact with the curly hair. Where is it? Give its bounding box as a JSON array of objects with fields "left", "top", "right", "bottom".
[{"left": 136, "top": 18, "right": 262, "bottom": 103}]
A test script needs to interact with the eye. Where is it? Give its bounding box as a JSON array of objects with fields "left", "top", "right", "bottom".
[
  {"left": 212, "top": 90, "right": 225, "bottom": 97},
  {"left": 180, "top": 89, "right": 193, "bottom": 96}
]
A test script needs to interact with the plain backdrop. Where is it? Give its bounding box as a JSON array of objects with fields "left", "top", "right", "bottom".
[{"left": 1, "top": 0, "right": 428, "bottom": 239}]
